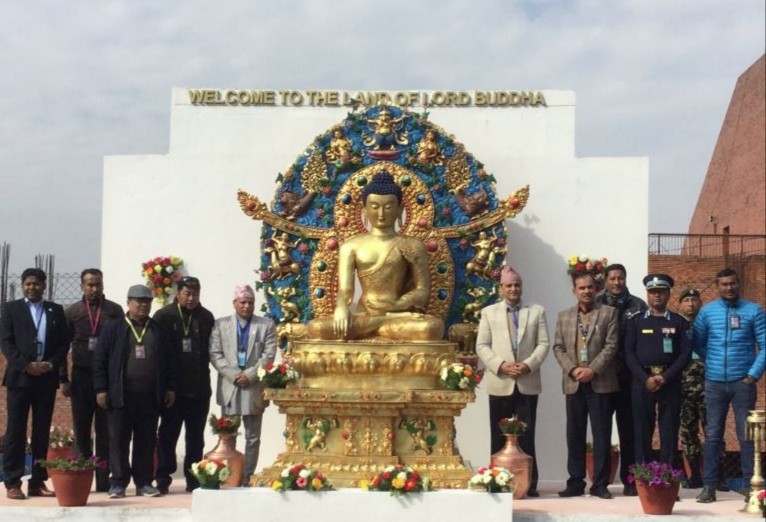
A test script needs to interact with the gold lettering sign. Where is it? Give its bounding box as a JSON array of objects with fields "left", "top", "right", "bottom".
[{"left": 187, "top": 90, "right": 547, "bottom": 108}]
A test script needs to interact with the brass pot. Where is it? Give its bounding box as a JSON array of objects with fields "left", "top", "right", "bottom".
[
  {"left": 204, "top": 434, "right": 244, "bottom": 487},
  {"left": 490, "top": 434, "right": 532, "bottom": 499}
]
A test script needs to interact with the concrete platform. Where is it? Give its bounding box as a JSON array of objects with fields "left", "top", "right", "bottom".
[{"left": 0, "top": 481, "right": 754, "bottom": 522}]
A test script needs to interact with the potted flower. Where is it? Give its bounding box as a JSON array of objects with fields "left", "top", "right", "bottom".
[
  {"left": 48, "top": 426, "right": 76, "bottom": 460},
  {"left": 468, "top": 466, "right": 514, "bottom": 493},
  {"left": 204, "top": 414, "right": 243, "bottom": 487},
  {"left": 491, "top": 416, "right": 531, "bottom": 499},
  {"left": 257, "top": 361, "right": 300, "bottom": 388},
  {"left": 37, "top": 455, "right": 106, "bottom": 506},
  {"left": 270, "top": 464, "right": 333, "bottom": 491},
  {"left": 190, "top": 458, "right": 231, "bottom": 490},
  {"left": 439, "top": 362, "right": 483, "bottom": 390},
  {"left": 628, "top": 461, "right": 683, "bottom": 515},
  {"left": 585, "top": 442, "right": 620, "bottom": 484},
  {"left": 363, "top": 464, "right": 431, "bottom": 496}
]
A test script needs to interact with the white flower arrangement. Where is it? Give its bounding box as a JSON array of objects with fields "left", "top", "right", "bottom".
[{"left": 468, "top": 466, "right": 514, "bottom": 493}]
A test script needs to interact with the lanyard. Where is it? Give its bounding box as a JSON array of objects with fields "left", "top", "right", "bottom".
[
  {"left": 31, "top": 303, "right": 44, "bottom": 333},
  {"left": 508, "top": 306, "right": 520, "bottom": 351},
  {"left": 125, "top": 316, "right": 149, "bottom": 344},
  {"left": 177, "top": 302, "right": 192, "bottom": 337},
  {"left": 577, "top": 313, "right": 590, "bottom": 343},
  {"left": 85, "top": 298, "right": 103, "bottom": 336},
  {"left": 237, "top": 320, "right": 251, "bottom": 352}
]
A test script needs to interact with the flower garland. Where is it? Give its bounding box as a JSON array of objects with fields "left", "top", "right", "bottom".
[
  {"left": 439, "top": 362, "right": 483, "bottom": 390},
  {"left": 363, "top": 464, "right": 432, "bottom": 496},
  {"left": 271, "top": 464, "right": 333, "bottom": 491},
  {"left": 468, "top": 466, "right": 514, "bottom": 493},
  {"left": 567, "top": 255, "right": 608, "bottom": 291},
  {"left": 141, "top": 255, "right": 183, "bottom": 304}
]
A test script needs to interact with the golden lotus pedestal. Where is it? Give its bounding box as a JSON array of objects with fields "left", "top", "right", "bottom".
[{"left": 251, "top": 340, "right": 476, "bottom": 488}]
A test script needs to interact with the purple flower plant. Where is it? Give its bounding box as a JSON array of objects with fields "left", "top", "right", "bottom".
[{"left": 627, "top": 461, "right": 683, "bottom": 487}]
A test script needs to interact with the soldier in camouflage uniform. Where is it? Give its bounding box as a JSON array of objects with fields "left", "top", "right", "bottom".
[
  {"left": 678, "top": 289, "right": 704, "bottom": 487},
  {"left": 679, "top": 287, "right": 732, "bottom": 492}
]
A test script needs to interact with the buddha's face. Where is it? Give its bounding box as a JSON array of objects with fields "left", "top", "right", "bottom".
[{"left": 364, "top": 193, "right": 400, "bottom": 229}]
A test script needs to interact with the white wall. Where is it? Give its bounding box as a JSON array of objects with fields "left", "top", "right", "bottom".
[{"left": 102, "top": 88, "right": 648, "bottom": 480}]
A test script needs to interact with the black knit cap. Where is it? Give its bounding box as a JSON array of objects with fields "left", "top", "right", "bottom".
[{"left": 361, "top": 170, "right": 402, "bottom": 204}]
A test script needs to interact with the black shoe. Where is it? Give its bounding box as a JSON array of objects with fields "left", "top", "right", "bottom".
[
  {"left": 622, "top": 484, "right": 637, "bottom": 496},
  {"left": 526, "top": 489, "right": 540, "bottom": 497},
  {"left": 158, "top": 487, "right": 169, "bottom": 495},
  {"left": 558, "top": 486, "right": 585, "bottom": 498},
  {"left": 590, "top": 487, "right": 613, "bottom": 499},
  {"left": 696, "top": 485, "right": 716, "bottom": 503},
  {"left": 716, "top": 481, "right": 730, "bottom": 492}
]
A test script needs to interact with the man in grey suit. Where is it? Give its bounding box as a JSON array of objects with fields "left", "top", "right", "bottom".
[
  {"left": 553, "top": 272, "right": 619, "bottom": 499},
  {"left": 476, "top": 266, "right": 550, "bottom": 497},
  {"left": 209, "top": 284, "right": 277, "bottom": 486}
]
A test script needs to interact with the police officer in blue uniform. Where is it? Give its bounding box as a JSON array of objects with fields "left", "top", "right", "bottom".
[{"left": 625, "top": 273, "right": 691, "bottom": 467}]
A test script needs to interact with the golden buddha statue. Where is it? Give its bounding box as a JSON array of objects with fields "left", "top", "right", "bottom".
[{"left": 306, "top": 171, "right": 444, "bottom": 341}]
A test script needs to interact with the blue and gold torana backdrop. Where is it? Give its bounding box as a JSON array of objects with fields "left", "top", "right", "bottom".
[{"left": 238, "top": 104, "right": 528, "bottom": 340}]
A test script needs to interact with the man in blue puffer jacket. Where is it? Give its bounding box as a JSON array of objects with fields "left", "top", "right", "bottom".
[{"left": 693, "top": 268, "right": 766, "bottom": 503}]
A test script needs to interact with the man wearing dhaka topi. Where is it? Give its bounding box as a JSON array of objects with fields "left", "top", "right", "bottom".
[{"left": 306, "top": 170, "right": 443, "bottom": 341}]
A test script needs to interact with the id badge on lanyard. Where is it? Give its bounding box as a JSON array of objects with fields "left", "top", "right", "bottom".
[
  {"left": 88, "top": 336, "right": 98, "bottom": 351},
  {"left": 730, "top": 314, "right": 740, "bottom": 330},
  {"left": 182, "top": 337, "right": 192, "bottom": 353},
  {"left": 237, "top": 349, "right": 247, "bottom": 368}
]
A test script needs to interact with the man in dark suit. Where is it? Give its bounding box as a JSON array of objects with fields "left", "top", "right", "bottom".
[
  {"left": 553, "top": 272, "right": 619, "bottom": 499},
  {"left": 1, "top": 268, "right": 70, "bottom": 500}
]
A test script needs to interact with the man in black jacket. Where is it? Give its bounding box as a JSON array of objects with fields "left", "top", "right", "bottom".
[
  {"left": 596, "top": 263, "right": 646, "bottom": 496},
  {"left": 93, "top": 285, "right": 176, "bottom": 499},
  {"left": 154, "top": 276, "right": 215, "bottom": 494},
  {"left": 61, "top": 268, "right": 124, "bottom": 492},
  {"left": 1, "top": 268, "right": 70, "bottom": 500}
]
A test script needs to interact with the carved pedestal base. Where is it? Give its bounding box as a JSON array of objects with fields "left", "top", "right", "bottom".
[{"left": 251, "top": 341, "right": 476, "bottom": 488}]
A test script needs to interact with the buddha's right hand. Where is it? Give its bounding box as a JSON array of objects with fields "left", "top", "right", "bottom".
[{"left": 333, "top": 306, "right": 351, "bottom": 340}]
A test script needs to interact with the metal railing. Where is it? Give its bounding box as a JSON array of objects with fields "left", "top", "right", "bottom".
[{"left": 648, "top": 233, "right": 766, "bottom": 257}]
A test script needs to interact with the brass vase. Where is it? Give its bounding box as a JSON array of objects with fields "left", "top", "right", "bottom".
[
  {"left": 490, "top": 434, "right": 532, "bottom": 499},
  {"left": 204, "top": 434, "right": 244, "bottom": 487}
]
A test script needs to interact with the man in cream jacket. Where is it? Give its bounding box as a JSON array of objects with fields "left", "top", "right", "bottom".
[
  {"left": 209, "top": 284, "right": 277, "bottom": 486},
  {"left": 476, "top": 267, "right": 550, "bottom": 497}
]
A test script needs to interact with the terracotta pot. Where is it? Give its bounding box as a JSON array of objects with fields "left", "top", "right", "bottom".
[
  {"left": 635, "top": 480, "right": 679, "bottom": 515},
  {"left": 490, "top": 434, "right": 532, "bottom": 499},
  {"left": 585, "top": 450, "right": 619, "bottom": 484},
  {"left": 48, "top": 468, "right": 94, "bottom": 507},
  {"left": 47, "top": 446, "right": 75, "bottom": 460},
  {"left": 205, "top": 434, "right": 244, "bottom": 487}
]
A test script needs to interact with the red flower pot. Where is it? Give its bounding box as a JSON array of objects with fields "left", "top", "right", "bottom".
[
  {"left": 585, "top": 450, "right": 619, "bottom": 484},
  {"left": 48, "top": 468, "right": 94, "bottom": 507},
  {"left": 635, "top": 480, "right": 680, "bottom": 515},
  {"left": 47, "top": 446, "right": 75, "bottom": 460}
]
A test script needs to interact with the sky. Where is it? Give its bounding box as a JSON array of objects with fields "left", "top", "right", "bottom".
[{"left": 0, "top": 0, "right": 764, "bottom": 274}]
